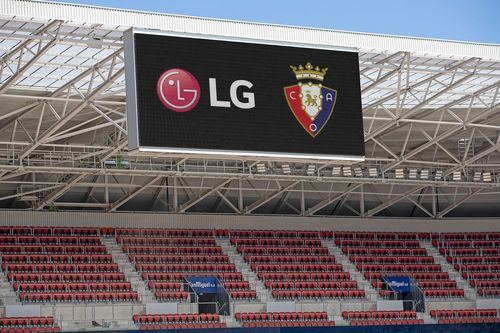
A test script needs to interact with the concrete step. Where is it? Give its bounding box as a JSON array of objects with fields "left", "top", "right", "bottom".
[
  {"left": 216, "top": 238, "right": 272, "bottom": 303},
  {"left": 420, "top": 241, "right": 477, "bottom": 300},
  {"left": 321, "top": 239, "right": 379, "bottom": 302},
  {"left": 100, "top": 236, "right": 156, "bottom": 304},
  {"left": 418, "top": 312, "right": 437, "bottom": 324}
]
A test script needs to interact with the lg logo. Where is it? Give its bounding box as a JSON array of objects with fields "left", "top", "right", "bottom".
[{"left": 157, "top": 68, "right": 255, "bottom": 113}]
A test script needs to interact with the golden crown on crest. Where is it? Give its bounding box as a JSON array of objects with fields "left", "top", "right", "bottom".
[{"left": 290, "top": 62, "right": 328, "bottom": 82}]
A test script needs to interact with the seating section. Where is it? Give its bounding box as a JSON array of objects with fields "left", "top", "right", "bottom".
[
  {"left": 432, "top": 233, "right": 500, "bottom": 297},
  {"left": 229, "top": 230, "right": 365, "bottom": 300},
  {"left": 133, "top": 313, "right": 226, "bottom": 330},
  {"left": 342, "top": 310, "right": 423, "bottom": 326},
  {"left": 430, "top": 309, "right": 499, "bottom": 324},
  {"left": 0, "top": 227, "right": 137, "bottom": 303},
  {"left": 335, "top": 232, "right": 464, "bottom": 298},
  {"left": 115, "top": 228, "right": 257, "bottom": 301},
  {"left": 0, "top": 316, "right": 60, "bottom": 333},
  {"left": 235, "top": 311, "right": 334, "bottom": 327}
]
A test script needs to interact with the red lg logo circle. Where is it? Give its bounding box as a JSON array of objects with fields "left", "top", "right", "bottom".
[{"left": 156, "top": 68, "right": 201, "bottom": 112}]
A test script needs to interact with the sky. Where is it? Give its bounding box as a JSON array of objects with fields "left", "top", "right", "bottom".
[{"left": 49, "top": 0, "right": 500, "bottom": 44}]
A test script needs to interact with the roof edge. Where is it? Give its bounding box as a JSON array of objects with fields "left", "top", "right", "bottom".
[{"left": 2, "top": 0, "right": 500, "bottom": 60}]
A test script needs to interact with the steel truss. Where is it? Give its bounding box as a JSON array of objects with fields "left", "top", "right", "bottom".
[{"left": 0, "top": 15, "right": 499, "bottom": 218}]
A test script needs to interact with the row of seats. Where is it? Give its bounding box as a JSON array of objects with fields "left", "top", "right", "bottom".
[
  {"left": 449, "top": 256, "right": 500, "bottom": 264},
  {"left": 252, "top": 264, "right": 343, "bottom": 273},
  {"left": 351, "top": 256, "right": 434, "bottom": 264},
  {"left": 154, "top": 292, "right": 188, "bottom": 301},
  {"left": 0, "top": 227, "right": 98, "bottom": 236},
  {"left": 432, "top": 233, "right": 500, "bottom": 240},
  {"left": 265, "top": 281, "right": 358, "bottom": 290},
  {"left": 117, "top": 237, "right": 216, "bottom": 246},
  {"left": 333, "top": 232, "right": 429, "bottom": 240},
  {"left": 230, "top": 238, "right": 321, "bottom": 246},
  {"left": 133, "top": 313, "right": 220, "bottom": 324},
  {"left": 335, "top": 240, "right": 421, "bottom": 248},
  {"left": 238, "top": 246, "right": 328, "bottom": 255},
  {"left": 455, "top": 264, "right": 500, "bottom": 273},
  {"left": 3, "top": 264, "right": 118, "bottom": 273},
  {"left": 272, "top": 290, "right": 365, "bottom": 299},
  {"left": 129, "top": 254, "right": 229, "bottom": 264},
  {"left": 135, "top": 263, "right": 236, "bottom": 273},
  {"left": 259, "top": 272, "right": 351, "bottom": 281},
  {"left": 350, "top": 319, "right": 424, "bottom": 326},
  {"left": 236, "top": 311, "right": 328, "bottom": 321},
  {"left": 1, "top": 254, "right": 112, "bottom": 264},
  {"left": 342, "top": 310, "right": 417, "bottom": 320},
  {"left": 8, "top": 273, "right": 126, "bottom": 283},
  {"left": 236, "top": 311, "right": 334, "bottom": 327},
  {"left": 343, "top": 248, "right": 427, "bottom": 256},
  {"left": 228, "top": 230, "right": 320, "bottom": 238},
  {"left": 0, "top": 317, "right": 56, "bottom": 327},
  {"left": 13, "top": 282, "right": 131, "bottom": 292},
  {"left": 245, "top": 255, "right": 336, "bottom": 264},
  {"left": 0, "top": 236, "right": 100, "bottom": 245},
  {"left": 477, "top": 289, "right": 500, "bottom": 296},
  {"left": 470, "top": 280, "right": 500, "bottom": 288},
  {"left": 430, "top": 309, "right": 499, "bottom": 324},
  {"left": 440, "top": 248, "right": 499, "bottom": 256},
  {"left": 357, "top": 264, "right": 442, "bottom": 272},
  {"left": 430, "top": 309, "right": 498, "bottom": 318},
  {"left": 123, "top": 246, "right": 222, "bottom": 255},
  {"left": 141, "top": 272, "right": 243, "bottom": 283},
  {"left": 137, "top": 323, "right": 225, "bottom": 330},
  {"left": 115, "top": 228, "right": 213, "bottom": 237},
  {"left": 364, "top": 272, "right": 450, "bottom": 281},
  {"left": 433, "top": 240, "right": 500, "bottom": 248},
  {"left": 20, "top": 292, "right": 138, "bottom": 302},
  {"left": 0, "top": 245, "right": 106, "bottom": 254},
  {"left": 422, "top": 289, "right": 465, "bottom": 297}
]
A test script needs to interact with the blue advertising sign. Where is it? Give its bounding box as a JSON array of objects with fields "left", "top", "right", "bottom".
[
  {"left": 383, "top": 276, "right": 412, "bottom": 292},
  {"left": 185, "top": 277, "right": 218, "bottom": 294}
]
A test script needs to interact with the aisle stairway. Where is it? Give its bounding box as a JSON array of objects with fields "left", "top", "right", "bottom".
[
  {"left": 420, "top": 241, "right": 477, "bottom": 300},
  {"left": 215, "top": 237, "right": 270, "bottom": 304},
  {"left": 321, "top": 238, "right": 378, "bottom": 302}
]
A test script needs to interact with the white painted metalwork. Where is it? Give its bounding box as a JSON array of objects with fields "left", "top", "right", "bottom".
[{"left": 0, "top": 1, "right": 498, "bottom": 218}]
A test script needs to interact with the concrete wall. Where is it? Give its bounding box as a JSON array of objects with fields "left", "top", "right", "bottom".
[{"left": 0, "top": 210, "right": 499, "bottom": 232}]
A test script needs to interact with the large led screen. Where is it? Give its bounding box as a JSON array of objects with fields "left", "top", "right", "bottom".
[{"left": 125, "top": 30, "right": 364, "bottom": 160}]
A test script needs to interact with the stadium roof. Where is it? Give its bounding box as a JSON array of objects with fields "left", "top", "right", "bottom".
[{"left": 0, "top": 0, "right": 499, "bottom": 218}]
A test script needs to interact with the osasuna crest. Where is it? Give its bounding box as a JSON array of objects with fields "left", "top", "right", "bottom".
[{"left": 284, "top": 62, "right": 337, "bottom": 137}]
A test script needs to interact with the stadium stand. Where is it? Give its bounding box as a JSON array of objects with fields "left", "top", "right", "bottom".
[
  {"left": 235, "top": 311, "right": 334, "bottom": 327},
  {"left": 0, "top": 227, "right": 137, "bottom": 303},
  {"left": 432, "top": 233, "right": 500, "bottom": 297},
  {"left": 133, "top": 313, "right": 226, "bottom": 330},
  {"left": 335, "top": 231, "right": 465, "bottom": 298},
  {"left": 115, "top": 228, "right": 257, "bottom": 301},
  {"left": 229, "top": 229, "right": 365, "bottom": 300},
  {"left": 430, "top": 309, "right": 499, "bottom": 324},
  {"left": 0, "top": 317, "right": 60, "bottom": 333},
  {"left": 342, "top": 310, "right": 424, "bottom": 326}
]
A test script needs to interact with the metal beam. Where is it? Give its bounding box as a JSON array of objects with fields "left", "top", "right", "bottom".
[
  {"left": 107, "top": 175, "right": 162, "bottom": 212},
  {"left": 19, "top": 67, "right": 125, "bottom": 160},
  {"left": 364, "top": 186, "right": 427, "bottom": 217},
  {"left": 35, "top": 173, "right": 89, "bottom": 210},
  {"left": 244, "top": 181, "right": 300, "bottom": 214},
  {"left": 177, "top": 178, "right": 234, "bottom": 213},
  {"left": 437, "top": 188, "right": 483, "bottom": 218},
  {"left": 305, "top": 183, "right": 362, "bottom": 216}
]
